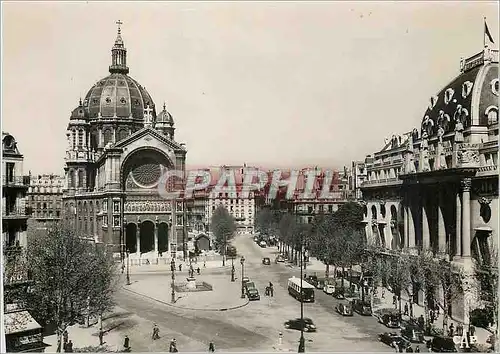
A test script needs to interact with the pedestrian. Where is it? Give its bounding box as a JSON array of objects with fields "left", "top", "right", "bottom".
[
  {"left": 197, "top": 266, "right": 201, "bottom": 275},
  {"left": 63, "top": 330, "right": 69, "bottom": 345},
  {"left": 278, "top": 332, "right": 283, "bottom": 345},
  {"left": 179, "top": 264, "right": 182, "bottom": 272},
  {"left": 418, "top": 315, "right": 424, "bottom": 329},
  {"left": 456, "top": 323, "right": 463, "bottom": 336},
  {"left": 169, "top": 338, "right": 177, "bottom": 353},
  {"left": 404, "top": 303, "right": 409, "bottom": 316},
  {"left": 124, "top": 335, "right": 130, "bottom": 350},
  {"left": 269, "top": 282, "right": 274, "bottom": 297},
  {"left": 415, "top": 346, "right": 420, "bottom": 353},
  {"left": 152, "top": 323, "right": 160, "bottom": 340},
  {"left": 393, "top": 295, "right": 397, "bottom": 306},
  {"left": 409, "top": 299, "right": 414, "bottom": 318},
  {"left": 209, "top": 341, "right": 215, "bottom": 352},
  {"left": 449, "top": 323, "right": 454, "bottom": 337},
  {"left": 203, "top": 260, "right": 206, "bottom": 268},
  {"left": 393, "top": 341, "right": 399, "bottom": 352},
  {"left": 382, "top": 288, "right": 386, "bottom": 299},
  {"left": 99, "top": 329, "right": 104, "bottom": 346},
  {"left": 469, "top": 325, "right": 475, "bottom": 336},
  {"left": 66, "top": 340, "right": 73, "bottom": 352},
  {"left": 406, "top": 346, "right": 413, "bottom": 352}
]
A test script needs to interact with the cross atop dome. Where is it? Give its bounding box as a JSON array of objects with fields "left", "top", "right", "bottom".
[{"left": 109, "top": 20, "right": 129, "bottom": 74}]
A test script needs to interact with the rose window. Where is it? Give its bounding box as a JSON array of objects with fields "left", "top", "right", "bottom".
[{"left": 131, "top": 162, "right": 162, "bottom": 188}]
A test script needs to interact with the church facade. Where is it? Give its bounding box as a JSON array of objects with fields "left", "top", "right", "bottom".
[
  {"left": 62, "top": 24, "right": 187, "bottom": 260},
  {"left": 360, "top": 46, "right": 498, "bottom": 322}
]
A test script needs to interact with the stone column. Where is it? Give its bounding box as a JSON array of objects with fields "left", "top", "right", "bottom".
[
  {"left": 422, "top": 203, "right": 430, "bottom": 250},
  {"left": 456, "top": 190, "right": 462, "bottom": 258},
  {"left": 461, "top": 178, "right": 472, "bottom": 257},
  {"left": 136, "top": 223, "right": 141, "bottom": 256},
  {"left": 154, "top": 222, "right": 159, "bottom": 254},
  {"left": 113, "top": 127, "right": 117, "bottom": 143},
  {"left": 408, "top": 206, "right": 415, "bottom": 248},
  {"left": 437, "top": 189, "right": 446, "bottom": 253},
  {"left": 403, "top": 205, "right": 409, "bottom": 248},
  {"left": 98, "top": 128, "right": 103, "bottom": 148}
]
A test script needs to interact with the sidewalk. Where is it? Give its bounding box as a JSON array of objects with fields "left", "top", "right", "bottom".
[
  {"left": 373, "top": 286, "right": 493, "bottom": 347},
  {"left": 125, "top": 273, "right": 248, "bottom": 311},
  {"left": 129, "top": 259, "right": 230, "bottom": 275}
]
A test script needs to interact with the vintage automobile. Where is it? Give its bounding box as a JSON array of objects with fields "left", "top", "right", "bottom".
[
  {"left": 332, "top": 287, "right": 346, "bottom": 299},
  {"left": 429, "top": 336, "right": 458, "bottom": 352},
  {"left": 246, "top": 288, "right": 261, "bottom": 301},
  {"left": 275, "top": 255, "right": 285, "bottom": 263},
  {"left": 323, "top": 284, "right": 335, "bottom": 295},
  {"left": 378, "top": 332, "right": 411, "bottom": 349},
  {"left": 374, "top": 309, "right": 401, "bottom": 328},
  {"left": 262, "top": 257, "right": 271, "bottom": 265},
  {"left": 351, "top": 299, "right": 372, "bottom": 316},
  {"left": 335, "top": 302, "right": 353, "bottom": 316},
  {"left": 284, "top": 318, "right": 317, "bottom": 332},
  {"left": 401, "top": 325, "right": 425, "bottom": 343}
]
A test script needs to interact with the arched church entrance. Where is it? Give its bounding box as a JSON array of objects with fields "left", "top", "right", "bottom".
[
  {"left": 125, "top": 223, "right": 137, "bottom": 253},
  {"left": 158, "top": 222, "right": 169, "bottom": 253},
  {"left": 195, "top": 234, "right": 210, "bottom": 251},
  {"left": 140, "top": 221, "right": 155, "bottom": 253}
]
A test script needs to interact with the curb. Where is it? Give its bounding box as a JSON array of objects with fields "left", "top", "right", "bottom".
[{"left": 121, "top": 286, "right": 250, "bottom": 312}]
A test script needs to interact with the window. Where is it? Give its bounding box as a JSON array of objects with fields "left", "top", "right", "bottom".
[
  {"left": 6, "top": 162, "right": 14, "bottom": 182},
  {"left": 78, "top": 130, "right": 84, "bottom": 147},
  {"left": 103, "top": 200, "right": 108, "bottom": 212},
  {"left": 113, "top": 201, "right": 120, "bottom": 213},
  {"left": 113, "top": 216, "right": 120, "bottom": 227},
  {"left": 102, "top": 215, "right": 108, "bottom": 227}
]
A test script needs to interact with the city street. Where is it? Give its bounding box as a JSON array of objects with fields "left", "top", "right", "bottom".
[{"left": 111, "top": 234, "right": 399, "bottom": 352}]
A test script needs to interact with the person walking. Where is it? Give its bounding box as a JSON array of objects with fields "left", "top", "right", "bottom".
[
  {"left": 269, "top": 282, "right": 274, "bottom": 297},
  {"left": 66, "top": 340, "right": 74, "bottom": 352},
  {"left": 208, "top": 341, "right": 215, "bottom": 352},
  {"left": 404, "top": 303, "right": 409, "bottom": 316},
  {"left": 469, "top": 324, "right": 476, "bottom": 336},
  {"left": 152, "top": 324, "right": 160, "bottom": 340},
  {"left": 179, "top": 264, "right": 182, "bottom": 272},
  {"left": 124, "top": 335, "right": 130, "bottom": 351},
  {"left": 456, "top": 323, "right": 463, "bottom": 336},
  {"left": 415, "top": 346, "right": 420, "bottom": 353},
  {"left": 448, "top": 323, "right": 455, "bottom": 337},
  {"left": 169, "top": 338, "right": 178, "bottom": 353}
]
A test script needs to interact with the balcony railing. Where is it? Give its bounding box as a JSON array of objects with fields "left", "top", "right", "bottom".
[
  {"left": 2, "top": 175, "right": 30, "bottom": 187},
  {"left": 2, "top": 207, "right": 29, "bottom": 218},
  {"left": 362, "top": 178, "right": 402, "bottom": 187}
]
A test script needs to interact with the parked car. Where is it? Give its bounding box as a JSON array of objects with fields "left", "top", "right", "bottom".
[
  {"left": 246, "top": 288, "right": 261, "bottom": 301},
  {"left": 242, "top": 276, "right": 250, "bottom": 284},
  {"left": 351, "top": 299, "right": 372, "bottom": 316},
  {"left": 343, "top": 289, "right": 360, "bottom": 299},
  {"left": 378, "top": 332, "right": 411, "bottom": 349},
  {"left": 401, "top": 325, "right": 425, "bottom": 343},
  {"left": 245, "top": 281, "right": 256, "bottom": 291},
  {"left": 306, "top": 275, "right": 318, "bottom": 287},
  {"left": 262, "top": 257, "right": 271, "bottom": 265},
  {"left": 323, "top": 284, "right": 335, "bottom": 295},
  {"left": 374, "top": 309, "right": 401, "bottom": 328},
  {"left": 332, "top": 288, "right": 345, "bottom": 299},
  {"left": 335, "top": 302, "right": 353, "bottom": 316},
  {"left": 315, "top": 279, "right": 325, "bottom": 290},
  {"left": 275, "top": 255, "right": 285, "bottom": 263},
  {"left": 430, "top": 336, "right": 458, "bottom": 352},
  {"left": 259, "top": 241, "right": 267, "bottom": 248},
  {"left": 284, "top": 318, "right": 317, "bottom": 332}
]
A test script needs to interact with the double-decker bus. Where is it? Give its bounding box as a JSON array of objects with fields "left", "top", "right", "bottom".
[{"left": 287, "top": 276, "right": 315, "bottom": 303}]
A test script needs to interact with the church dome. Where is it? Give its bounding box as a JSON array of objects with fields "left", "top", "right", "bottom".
[
  {"left": 80, "top": 21, "right": 157, "bottom": 121},
  {"left": 157, "top": 103, "right": 174, "bottom": 125},
  {"left": 82, "top": 73, "right": 156, "bottom": 120},
  {"left": 420, "top": 49, "right": 498, "bottom": 138}
]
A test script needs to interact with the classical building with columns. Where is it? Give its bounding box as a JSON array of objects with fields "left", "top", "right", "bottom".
[
  {"left": 360, "top": 46, "right": 498, "bottom": 321},
  {"left": 62, "top": 24, "right": 187, "bottom": 260}
]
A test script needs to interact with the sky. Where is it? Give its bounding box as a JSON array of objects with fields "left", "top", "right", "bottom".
[{"left": 2, "top": 1, "right": 499, "bottom": 175}]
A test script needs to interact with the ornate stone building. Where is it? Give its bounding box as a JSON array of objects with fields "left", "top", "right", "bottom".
[
  {"left": 2, "top": 132, "right": 30, "bottom": 248},
  {"left": 62, "top": 24, "right": 187, "bottom": 260},
  {"left": 360, "top": 46, "right": 498, "bottom": 321},
  {"left": 27, "top": 174, "right": 64, "bottom": 228}
]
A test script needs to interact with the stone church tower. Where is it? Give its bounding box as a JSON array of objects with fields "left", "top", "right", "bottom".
[{"left": 63, "top": 22, "right": 187, "bottom": 262}]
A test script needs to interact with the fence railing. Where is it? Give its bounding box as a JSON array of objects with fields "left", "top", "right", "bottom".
[{"left": 2, "top": 175, "right": 30, "bottom": 187}]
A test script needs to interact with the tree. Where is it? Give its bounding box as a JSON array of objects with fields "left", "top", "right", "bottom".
[
  {"left": 436, "top": 255, "right": 463, "bottom": 333},
  {"left": 382, "top": 250, "right": 412, "bottom": 314},
  {"left": 255, "top": 207, "right": 276, "bottom": 236},
  {"left": 310, "top": 215, "right": 336, "bottom": 279},
  {"left": 23, "top": 224, "right": 118, "bottom": 352},
  {"left": 279, "top": 212, "right": 295, "bottom": 258},
  {"left": 211, "top": 205, "right": 236, "bottom": 266},
  {"left": 473, "top": 247, "right": 498, "bottom": 332},
  {"left": 332, "top": 201, "right": 364, "bottom": 231}
]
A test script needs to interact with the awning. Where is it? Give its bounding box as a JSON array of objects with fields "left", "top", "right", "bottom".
[
  {"left": 474, "top": 226, "right": 493, "bottom": 232},
  {"left": 4, "top": 310, "right": 42, "bottom": 335}
]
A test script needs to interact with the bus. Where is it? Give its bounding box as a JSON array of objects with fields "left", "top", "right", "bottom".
[{"left": 287, "top": 277, "right": 315, "bottom": 303}]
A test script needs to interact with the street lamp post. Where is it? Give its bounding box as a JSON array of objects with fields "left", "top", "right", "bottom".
[
  {"left": 171, "top": 258, "right": 176, "bottom": 303},
  {"left": 126, "top": 248, "right": 131, "bottom": 285},
  {"left": 231, "top": 257, "right": 235, "bottom": 282},
  {"left": 240, "top": 256, "right": 245, "bottom": 298},
  {"left": 298, "top": 228, "right": 306, "bottom": 353}
]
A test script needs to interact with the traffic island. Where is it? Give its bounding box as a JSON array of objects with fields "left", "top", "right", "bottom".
[{"left": 124, "top": 274, "right": 249, "bottom": 311}]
